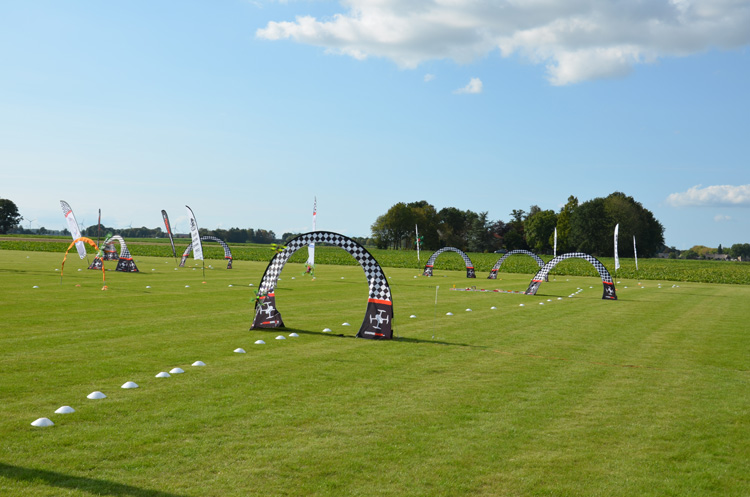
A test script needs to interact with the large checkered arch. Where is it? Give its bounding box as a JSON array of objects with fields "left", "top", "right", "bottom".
[
  {"left": 251, "top": 231, "right": 394, "bottom": 340},
  {"left": 180, "top": 236, "right": 233, "bottom": 269},
  {"left": 525, "top": 253, "right": 617, "bottom": 300},
  {"left": 88, "top": 235, "right": 138, "bottom": 272},
  {"left": 423, "top": 247, "right": 475, "bottom": 278},
  {"left": 488, "top": 250, "right": 546, "bottom": 280}
]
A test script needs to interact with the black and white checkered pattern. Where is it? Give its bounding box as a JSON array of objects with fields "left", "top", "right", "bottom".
[
  {"left": 491, "top": 250, "right": 545, "bottom": 272},
  {"left": 109, "top": 235, "right": 132, "bottom": 259},
  {"left": 532, "top": 252, "right": 613, "bottom": 284},
  {"left": 180, "top": 236, "right": 233, "bottom": 268},
  {"left": 257, "top": 231, "right": 392, "bottom": 303},
  {"left": 424, "top": 247, "right": 474, "bottom": 270}
]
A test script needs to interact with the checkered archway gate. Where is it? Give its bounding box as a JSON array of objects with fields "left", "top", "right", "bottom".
[
  {"left": 525, "top": 253, "right": 617, "bottom": 300},
  {"left": 251, "top": 231, "right": 394, "bottom": 339},
  {"left": 488, "top": 250, "right": 546, "bottom": 280},
  {"left": 422, "top": 247, "right": 476, "bottom": 278},
  {"left": 180, "top": 236, "right": 233, "bottom": 269},
  {"left": 87, "top": 235, "right": 138, "bottom": 272}
]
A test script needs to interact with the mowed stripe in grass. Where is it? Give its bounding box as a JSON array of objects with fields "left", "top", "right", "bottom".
[{"left": 1, "top": 250, "right": 748, "bottom": 496}]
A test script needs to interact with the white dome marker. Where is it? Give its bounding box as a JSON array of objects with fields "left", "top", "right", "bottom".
[
  {"left": 192, "top": 361, "right": 206, "bottom": 367},
  {"left": 31, "top": 418, "right": 54, "bottom": 427},
  {"left": 234, "top": 348, "right": 246, "bottom": 354},
  {"left": 87, "top": 391, "right": 107, "bottom": 399},
  {"left": 55, "top": 406, "right": 75, "bottom": 414},
  {"left": 254, "top": 339, "right": 265, "bottom": 345},
  {"left": 155, "top": 372, "right": 171, "bottom": 378},
  {"left": 169, "top": 367, "right": 185, "bottom": 374},
  {"left": 121, "top": 381, "right": 139, "bottom": 389}
]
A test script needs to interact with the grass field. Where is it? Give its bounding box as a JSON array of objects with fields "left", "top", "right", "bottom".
[{"left": 1, "top": 249, "right": 748, "bottom": 496}]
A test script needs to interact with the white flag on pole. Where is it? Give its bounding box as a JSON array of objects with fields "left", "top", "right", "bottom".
[
  {"left": 306, "top": 197, "right": 316, "bottom": 268},
  {"left": 553, "top": 227, "right": 557, "bottom": 257},
  {"left": 60, "top": 200, "right": 86, "bottom": 259},
  {"left": 614, "top": 223, "right": 620, "bottom": 271},
  {"left": 633, "top": 235, "right": 638, "bottom": 271},
  {"left": 416, "top": 224, "right": 420, "bottom": 261},
  {"left": 186, "top": 205, "right": 203, "bottom": 261}
]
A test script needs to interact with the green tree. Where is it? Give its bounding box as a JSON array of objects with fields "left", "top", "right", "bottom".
[
  {"left": 604, "top": 192, "right": 664, "bottom": 257},
  {"left": 555, "top": 195, "right": 578, "bottom": 253},
  {"left": 0, "top": 198, "right": 22, "bottom": 234},
  {"left": 467, "top": 211, "right": 493, "bottom": 252},
  {"left": 438, "top": 207, "right": 469, "bottom": 249},
  {"left": 524, "top": 209, "right": 557, "bottom": 253},
  {"left": 370, "top": 202, "right": 414, "bottom": 250},
  {"left": 569, "top": 192, "right": 664, "bottom": 257},
  {"left": 729, "top": 243, "right": 750, "bottom": 260},
  {"left": 407, "top": 201, "right": 440, "bottom": 250},
  {"left": 569, "top": 197, "right": 612, "bottom": 255}
]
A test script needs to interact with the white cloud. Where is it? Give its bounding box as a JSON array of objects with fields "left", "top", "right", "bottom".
[
  {"left": 423, "top": 73, "right": 435, "bottom": 82},
  {"left": 666, "top": 184, "right": 750, "bottom": 207},
  {"left": 454, "top": 77, "right": 482, "bottom": 94},
  {"left": 714, "top": 214, "right": 732, "bottom": 222},
  {"left": 256, "top": 0, "right": 750, "bottom": 85}
]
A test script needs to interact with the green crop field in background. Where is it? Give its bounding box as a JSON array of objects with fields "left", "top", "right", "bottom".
[{"left": 0, "top": 249, "right": 748, "bottom": 496}]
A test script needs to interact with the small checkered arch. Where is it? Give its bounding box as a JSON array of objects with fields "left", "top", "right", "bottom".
[
  {"left": 100, "top": 235, "right": 139, "bottom": 272},
  {"left": 525, "top": 252, "right": 616, "bottom": 300},
  {"left": 488, "top": 250, "right": 546, "bottom": 280},
  {"left": 180, "top": 236, "right": 233, "bottom": 269},
  {"left": 251, "top": 231, "right": 394, "bottom": 340},
  {"left": 423, "top": 247, "right": 476, "bottom": 278}
]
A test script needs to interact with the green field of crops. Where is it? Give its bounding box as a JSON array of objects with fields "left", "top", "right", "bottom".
[
  {"left": 2, "top": 235, "right": 750, "bottom": 284},
  {"left": 1, "top": 248, "right": 748, "bottom": 496}
]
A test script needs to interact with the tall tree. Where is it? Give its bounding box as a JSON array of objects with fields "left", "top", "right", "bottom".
[
  {"left": 407, "top": 200, "right": 440, "bottom": 250},
  {"left": 0, "top": 198, "right": 22, "bottom": 234},
  {"left": 524, "top": 209, "right": 557, "bottom": 253},
  {"left": 555, "top": 195, "right": 578, "bottom": 253},
  {"left": 569, "top": 197, "right": 612, "bottom": 255},
  {"left": 569, "top": 192, "right": 664, "bottom": 256}
]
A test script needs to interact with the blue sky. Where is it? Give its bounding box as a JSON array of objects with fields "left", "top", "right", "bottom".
[{"left": 2, "top": 0, "right": 749, "bottom": 249}]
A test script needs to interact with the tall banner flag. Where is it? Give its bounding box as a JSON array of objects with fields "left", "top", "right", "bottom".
[
  {"left": 161, "top": 209, "right": 177, "bottom": 259},
  {"left": 634, "top": 235, "right": 639, "bottom": 271},
  {"left": 306, "top": 197, "right": 316, "bottom": 272},
  {"left": 553, "top": 227, "right": 558, "bottom": 257},
  {"left": 614, "top": 223, "right": 620, "bottom": 271},
  {"left": 60, "top": 200, "right": 86, "bottom": 259},
  {"left": 415, "top": 224, "right": 421, "bottom": 261},
  {"left": 96, "top": 208, "right": 102, "bottom": 247},
  {"left": 185, "top": 205, "right": 203, "bottom": 261}
]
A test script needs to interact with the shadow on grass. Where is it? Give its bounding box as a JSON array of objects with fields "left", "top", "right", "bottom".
[
  {"left": 252, "top": 327, "right": 479, "bottom": 348},
  {"left": 0, "top": 462, "right": 191, "bottom": 497}
]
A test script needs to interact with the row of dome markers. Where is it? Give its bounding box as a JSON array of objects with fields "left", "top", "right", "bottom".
[{"left": 29, "top": 329, "right": 312, "bottom": 428}]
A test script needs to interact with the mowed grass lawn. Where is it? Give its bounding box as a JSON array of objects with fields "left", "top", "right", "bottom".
[{"left": 0, "top": 250, "right": 748, "bottom": 496}]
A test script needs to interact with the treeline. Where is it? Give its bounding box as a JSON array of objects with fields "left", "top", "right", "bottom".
[
  {"left": 371, "top": 192, "right": 666, "bottom": 257},
  {"left": 79, "top": 225, "right": 279, "bottom": 244}
]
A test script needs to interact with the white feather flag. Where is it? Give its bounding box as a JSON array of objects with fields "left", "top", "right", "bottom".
[
  {"left": 186, "top": 205, "right": 203, "bottom": 261},
  {"left": 60, "top": 200, "right": 86, "bottom": 259},
  {"left": 614, "top": 223, "right": 620, "bottom": 271}
]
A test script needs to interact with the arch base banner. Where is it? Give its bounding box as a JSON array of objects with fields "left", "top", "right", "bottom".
[
  {"left": 252, "top": 293, "right": 285, "bottom": 328},
  {"left": 359, "top": 300, "right": 392, "bottom": 339}
]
